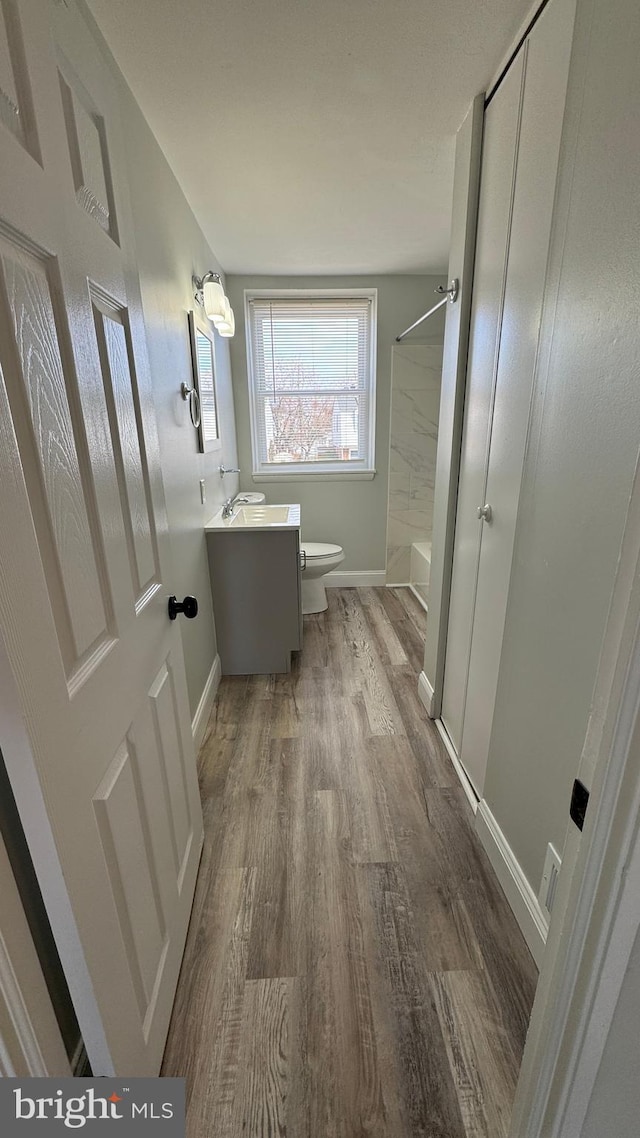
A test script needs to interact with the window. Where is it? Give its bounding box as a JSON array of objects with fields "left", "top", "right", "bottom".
[{"left": 245, "top": 290, "right": 377, "bottom": 478}]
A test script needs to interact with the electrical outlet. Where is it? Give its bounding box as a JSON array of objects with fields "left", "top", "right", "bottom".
[
  {"left": 199, "top": 479, "right": 206, "bottom": 505},
  {"left": 539, "top": 843, "right": 561, "bottom": 917}
]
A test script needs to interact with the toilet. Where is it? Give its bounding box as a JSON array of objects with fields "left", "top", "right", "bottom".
[
  {"left": 300, "top": 542, "right": 344, "bottom": 614},
  {"left": 239, "top": 492, "right": 343, "bottom": 614}
]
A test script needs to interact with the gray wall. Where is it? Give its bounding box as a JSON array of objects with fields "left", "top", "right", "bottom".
[
  {"left": 482, "top": 0, "right": 640, "bottom": 892},
  {"left": 226, "top": 275, "right": 445, "bottom": 571},
  {"left": 107, "top": 72, "right": 240, "bottom": 719}
]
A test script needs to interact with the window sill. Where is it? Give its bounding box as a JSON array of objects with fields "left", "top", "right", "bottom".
[{"left": 251, "top": 470, "right": 376, "bottom": 483}]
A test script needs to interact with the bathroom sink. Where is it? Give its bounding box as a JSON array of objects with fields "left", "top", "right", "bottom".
[
  {"left": 230, "top": 505, "right": 291, "bottom": 526},
  {"left": 204, "top": 502, "right": 301, "bottom": 532}
]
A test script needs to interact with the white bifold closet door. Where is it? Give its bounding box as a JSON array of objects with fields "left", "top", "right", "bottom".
[{"left": 441, "top": 0, "right": 576, "bottom": 795}]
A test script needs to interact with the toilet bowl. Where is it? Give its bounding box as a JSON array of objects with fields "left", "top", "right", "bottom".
[{"left": 300, "top": 542, "right": 344, "bottom": 614}]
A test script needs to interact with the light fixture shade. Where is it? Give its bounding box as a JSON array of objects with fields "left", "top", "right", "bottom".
[
  {"left": 218, "top": 306, "right": 235, "bottom": 338},
  {"left": 216, "top": 297, "right": 231, "bottom": 330},
  {"left": 203, "top": 279, "right": 226, "bottom": 323},
  {"left": 211, "top": 293, "right": 231, "bottom": 328}
]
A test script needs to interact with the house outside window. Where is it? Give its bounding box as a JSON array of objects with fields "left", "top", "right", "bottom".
[{"left": 245, "top": 290, "right": 377, "bottom": 479}]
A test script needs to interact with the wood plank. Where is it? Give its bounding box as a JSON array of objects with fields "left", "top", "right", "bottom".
[
  {"left": 385, "top": 665, "right": 459, "bottom": 788},
  {"left": 375, "top": 587, "right": 409, "bottom": 624},
  {"left": 360, "top": 862, "right": 468, "bottom": 1138},
  {"left": 357, "top": 587, "right": 409, "bottom": 666},
  {"left": 390, "top": 586, "right": 428, "bottom": 639},
  {"left": 429, "top": 969, "right": 521, "bottom": 1138},
  {"left": 162, "top": 867, "right": 255, "bottom": 1123},
  {"left": 423, "top": 785, "right": 501, "bottom": 892},
  {"left": 344, "top": 735, "right": 399, "bottom": 865},
  {"left": 298, "top": 611, "right": 329, "bottom": 669},
  {"left": 333, "top": 589, "right": 407, "bottom": 735},
  {"left": 245, "top": 739, "right": 307, "bottom": 980},
  {"left": 458, "top": 880, "right": 538, "bottom": 1057},
  {"left": 306, "top": 790, "right": 390, "bottom": 1137},
  {"left": 377, "top": 588, "right": 428, "bottom": 673},
  {"left": 230, "top": 978, "right": 306, "bottom": 1138},
  {"left": 363, "top": 743, "right": 483, "bottom": 971}
]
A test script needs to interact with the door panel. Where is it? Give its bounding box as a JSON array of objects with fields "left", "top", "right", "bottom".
[
  {"left": 0, "top": 0, "right": 39, "bottom": 158},
  {"left": 58, "top": 62, "right": 116, "bottom": 239},
  {"left": 93, "top": 740, "right": 167, "bottom": 1023},
  {"left": 441, "top": 55, "right": 525, "bottom": 756},
  {"left": 148, "top": 659, "right": 195, "bottom": 890},
  {"left": 0, "top": 231, "right": 115, "bottom": 682},
  {"left": 0, "top": 0, "right": 203, "bottom": 1074},
  {"left": 92, "top": 294, "right": 159, "bottom": 600}
]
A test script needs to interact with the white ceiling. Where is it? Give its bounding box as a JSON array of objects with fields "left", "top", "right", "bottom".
[{"left": 86, "top": 0, "right": 532, "bottom": 275}]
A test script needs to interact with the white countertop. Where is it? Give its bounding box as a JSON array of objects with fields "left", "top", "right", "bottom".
[{"left": 204, "top": 503, "right": 301, "bottom": 533}]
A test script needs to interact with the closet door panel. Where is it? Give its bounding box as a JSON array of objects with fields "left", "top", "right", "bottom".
[
  {"left": 440, "top": 56, "right": 525, "bottom": 755},
  {"left": 460, "top": 0, "right": 576, "bottom": 794}
]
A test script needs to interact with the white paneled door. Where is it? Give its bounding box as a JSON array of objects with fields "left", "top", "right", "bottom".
[
  {"left": 0, "top": 1, "right": 203, "bottom": 1074},
  {"left": 441, "top": 0, "right": 576, "bottom": 795}
]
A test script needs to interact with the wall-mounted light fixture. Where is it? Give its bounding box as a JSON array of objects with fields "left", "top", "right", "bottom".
[{"left": 193, "top": 271, "right": 235, "bottom": 338}]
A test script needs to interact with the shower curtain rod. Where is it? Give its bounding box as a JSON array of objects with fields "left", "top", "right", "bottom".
[{"left": 395, "top": 278, "right": 459, "bottom": 342}]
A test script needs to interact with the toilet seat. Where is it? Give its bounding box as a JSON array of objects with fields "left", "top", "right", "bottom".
[{"left": 301, "top": 542, "right": 343, "bottom": 560}]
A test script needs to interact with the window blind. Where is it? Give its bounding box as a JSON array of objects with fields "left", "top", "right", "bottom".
[{"left": 246, "top": 295, "right": 375, "bottom": 473}]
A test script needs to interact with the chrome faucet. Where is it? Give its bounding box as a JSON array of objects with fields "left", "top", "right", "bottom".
[{"left": 221, "top": 497, "right": 235, "bottom": 519}]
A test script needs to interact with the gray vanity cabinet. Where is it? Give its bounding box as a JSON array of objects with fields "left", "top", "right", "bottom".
[{"left": 206, "top": 529, "right": 303, "bottom": 674}]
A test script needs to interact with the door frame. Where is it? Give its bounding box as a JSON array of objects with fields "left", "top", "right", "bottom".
[
  {"left": 421, "top": 94, "right": 484, "bottom": 720},
  {"left": 0, "top": 634, "right": 112, "bottom": 1073},
  {"left": 0, "top": 809, "right": 71, "bottom": 1076}
]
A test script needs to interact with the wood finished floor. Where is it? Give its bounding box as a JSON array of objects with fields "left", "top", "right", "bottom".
[{"left": 162, "top": 587, "right": 538, "bottom": 1138}]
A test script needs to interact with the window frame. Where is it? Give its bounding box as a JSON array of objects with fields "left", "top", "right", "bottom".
[{"left": 244, "top": 288, "right": 378, "bottom": 481}]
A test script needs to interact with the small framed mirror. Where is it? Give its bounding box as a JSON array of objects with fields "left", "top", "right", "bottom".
[{"left": 188, "top": 309, "right": 220, "bottom": 453}]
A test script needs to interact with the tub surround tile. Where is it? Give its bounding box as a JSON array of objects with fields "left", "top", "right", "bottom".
[
  {"left": 393, "top": 390, "right": 440, "bottom": 445},
  {"left": 392, "top": 344, "right": 445, "bottom": 391},
  {"left": 389, "top": 436, "right": 438, "bottom": 479},
  {"left": 410, "top": 472, "right": 436, "bottom": 507},
  {"left": 386, "top": 344, "right": 443, "bottom": 587},
  {"left": 387, "top": 509, "right": 432, "bottom": 552},
  {"left": 388, "top": 471, "right": 411, "bottom": 511}
]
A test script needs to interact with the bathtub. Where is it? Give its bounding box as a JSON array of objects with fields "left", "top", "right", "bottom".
[{"left": 410, "top": 541, "right": 431, "bottom": 609}]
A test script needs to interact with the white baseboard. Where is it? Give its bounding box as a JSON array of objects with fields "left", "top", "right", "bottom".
[
  {"left": 325, "top": 570, "right": 387, "bottom": 588},
  {"left": 408, "top": 584, "right": 429, "bottom": 613},
  {"left": 417, "top": 670, "right": 436, "bottom": 718},
  {"left": 192, "top": 654, "right": 221, "bottom": 752},
  {"left": 434, "top": 718, "right": 479, "bottom": 816},
  {"left": 475, "top": 799, "right": 548, "bottom": 968}
]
